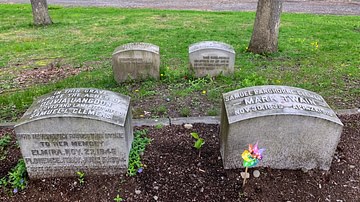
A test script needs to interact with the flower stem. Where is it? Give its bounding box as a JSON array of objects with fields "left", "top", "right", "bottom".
[{"left": 242, "top": 167, "right": 248, "bottom": 187}]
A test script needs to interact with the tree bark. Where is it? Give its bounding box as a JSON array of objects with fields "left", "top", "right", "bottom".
[
  {"left": 30, "top": 0, "right": 52, "bottom": 26},
  {"left": 248, "top": 0, "right": 282, "bottom": 54}
]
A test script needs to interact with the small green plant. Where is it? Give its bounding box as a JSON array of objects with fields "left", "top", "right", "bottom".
[
  {"left": 114, "top": 194, "right": 124, "bottom": 202},
  {"left": 188, "top": 78, "right": 207, "bottom": 91},
  {"left": 0, "top": 134, "right": 12, "bottom": 160},
  {"left": 0, "top": 134, "right": 11, "bottom": 147},
  {"left": 191, "top": 132, "right": 205, "bottom": 157},
  {"left": 76, "top": 171, "right": 85, "bottom": 185},
  {"left": 155, "top": 123, "right": 163, "bottom": 129},
  {"left": 239, "top": 191, "right": 248, "bottom": 199},
  {"left": 0, "top": 177, "right": 9, "bottom": 193},
  {"left": 240, "top": 73, "right": 268, "bottom": 88},
  {"left": 207, "top": 108, "right": 218, "bottom": 116},
  {"left": 180, "top": 107, "right": 190, "bottom": 117},
  {"left": 156, "top": 105, "right": 167, "bottom": 115},
  {"left": 128, "top": 130, "right": 151, "bottom": 176},
  {"left": 0, "top": 159, "right": 28, "bottom": 194}
]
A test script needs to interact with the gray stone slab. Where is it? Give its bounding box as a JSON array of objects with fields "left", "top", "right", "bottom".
[
  {"left": 189, "top": 41, "right": 235, "bottom": 78},
  {"left": 14, "top": 88, "right": 133, "bottom": 178},
  {"left": 336, "top": 108, "right": 360, "bottom": 115},
  {"left": 0, "top": 122, "right": 16, "bottom": 129},
  {"left": 220, "top": 85, "right": 343, "bottom": 170},
  {"left": 112, "top": 42, "right": 160, "bottom": 83},
  {"left": 170, "top": 116, "right": 220, "bottom": 125},
  {"left": 133, "top": 118, "right": 170, "bottom": 127}
]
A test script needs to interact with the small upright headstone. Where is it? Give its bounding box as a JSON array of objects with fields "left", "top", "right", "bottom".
[
  {"left": 189, "top": 41, "right": 235, "bottom": 78},
  {"left": 112, "top": 42, "right": 160, "bottom": 83},
  {"left": 14, "top": 88, "right": 133, "bottom": 178},
  {"left": 220, "top": 85, "right": 343, "bottom": 170}
]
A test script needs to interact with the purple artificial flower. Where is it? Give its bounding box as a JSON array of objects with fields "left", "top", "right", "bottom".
[
  {"left": 13, "top": 188, "right": 18, "bottom": 194},
  {"left": 137, "top": 168, "right": 143, "bottom": 173}
]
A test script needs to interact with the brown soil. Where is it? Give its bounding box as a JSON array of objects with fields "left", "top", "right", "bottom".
[
  {"left": 1, "top": 113, "right": 359, "bottom": 201},
  {"left": 0, "top": 60, "right": 95, "bottom": 94}
]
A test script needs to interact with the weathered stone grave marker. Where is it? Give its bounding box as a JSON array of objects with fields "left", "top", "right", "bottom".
[
  {"left": 220, "top": 85, "right": 343, "bottom": 170},
  {"left": 14, "top": 88, "right": 133, "bottom": 178},
  {"left": 112, "top": 42, "right": 160, "bottom": 83},
  {"left": 189, "top": 41, "right": 235, "bottom": 78}
]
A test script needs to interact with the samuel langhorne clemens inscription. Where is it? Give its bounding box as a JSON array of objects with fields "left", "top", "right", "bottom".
[
  {"left": 15, "top": 88, "right": 132, "bottom": 177},
  {"left": 223, "top": 85, "right": 340, "bottom": 124}
]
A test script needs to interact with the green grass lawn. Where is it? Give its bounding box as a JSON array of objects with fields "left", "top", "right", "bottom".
[{"left": 0, "top": 4, "right": 359, "bottom": 122}]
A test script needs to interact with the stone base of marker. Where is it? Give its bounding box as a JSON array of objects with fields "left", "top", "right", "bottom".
[
  {"left": 112, "top": 42, "right": 160, "bottom": 83},
  {"left": 14, "top": 88, "right": 133, "bottom": 178},
  {"left": 220, "top": 85, "right": 343, "bottom": 170}
]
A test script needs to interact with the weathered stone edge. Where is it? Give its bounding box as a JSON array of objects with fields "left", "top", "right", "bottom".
[
  {"left": 0, "top": 116, "right": 220, "bottom": 129},
  {"left": 1, "top": 109, "right": 358, "bottom": 129},
  {"left": 336, "top": 108, "right": 360, "bottom": 115}
]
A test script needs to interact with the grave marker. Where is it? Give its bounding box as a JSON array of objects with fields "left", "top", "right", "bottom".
[
  {"left": 112, "top": 42, "right": 160, "bottom": 83},
  {"left": 189, "top": 41, "right": 235, "bottom": 77},
  {"left": 220, "top": 85, "right": 343, "bottom": 170},
  {"left": 14, "top": 88, "right": 133, "bottom": 178}
]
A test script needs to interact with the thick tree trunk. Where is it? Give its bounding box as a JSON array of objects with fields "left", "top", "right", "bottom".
[
  {"left": 30, "top": 0, "right": 52, "bottom": 26},
  {"left": 248, "top": 0, "right": 282, "bottom": 54}
]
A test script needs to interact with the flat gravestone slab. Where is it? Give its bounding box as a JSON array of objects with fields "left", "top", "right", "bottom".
[
  {"left": 112, "top": 42, "right": 160, "bottom": 83},
  {"left": 14, "top": 88, "right": 133, "bottom": 178},
  {"left": 189, "top": 41, "right": 235, "bottom": 78},
  {"left": 220, "top": 85, "right": 343, "bottom": 170}
]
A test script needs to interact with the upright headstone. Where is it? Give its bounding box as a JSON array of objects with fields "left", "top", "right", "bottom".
[
  {"left": 112, "top": 42, "right": 160, "bottom": 83},
  {"left": 14, "top": 88, "right": 133, "bottom": 178},
  {"left": 220, "top": 85, "right": 343, "bottom": 170},
  {"left": 189, "top": 41, "right": 235, "bottom": 78}
]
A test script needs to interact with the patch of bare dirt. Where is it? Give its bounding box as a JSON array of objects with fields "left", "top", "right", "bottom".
[
  {"left": 0, "top": 60, "right": 95, "bottom": 94},
  {"left": 14, "top": 65, "right": 93, "bottom": 89},
  {"left": 1, "top": 113, "right": 359, "bottom": 201}
]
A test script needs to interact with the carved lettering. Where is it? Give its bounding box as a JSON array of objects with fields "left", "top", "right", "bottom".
[
  {"left": 25, "top": 88, "right": 128, "bottom": 126},
  {"left": 193, "top": 56, "right": 230, "bottom": 69},
  {"left": 71, "top": 141, "right": 104, "bottom": 147},
  {"left": 15, "top": 88, "right": 131, "bottom": 178},
  {"left": 223, "top": 86, "right": 339, "bottom": 124}
]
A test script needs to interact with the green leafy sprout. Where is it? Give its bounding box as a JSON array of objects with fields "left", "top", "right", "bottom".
[
  {"left": 191, "top": 132, "right": 205, "bottom": 157},
  {"left": 128, "top": 129, "right": 151, "bottom": 176},
  {"left": 114, "top": 194, "right": 124, "bottom": 202},
  {"left": 191, "top": 132, "right": 205, "bottom": 150},
  {"left": 76, "top": 171, "right": 85, "bottom": 185}
]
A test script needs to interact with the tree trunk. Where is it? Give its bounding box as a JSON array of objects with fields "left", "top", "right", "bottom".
[
  {"left": 248, "top": 0, "right": 282, "bottom": 54},
  {"left": 30, "top": 0, "right": 52, "bottom": 26}
]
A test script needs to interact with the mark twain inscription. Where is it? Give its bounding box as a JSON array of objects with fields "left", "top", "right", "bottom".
[
  {"left": 220, "top": 85, "right": 343, "bottom": 170},
  {"left": 14, "top": 88, "right": 133, "bottom": 178}
]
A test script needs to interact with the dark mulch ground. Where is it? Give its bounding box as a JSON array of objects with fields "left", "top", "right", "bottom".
[{"left": 0, "top": 113, "right": 359, "bottom": 201}]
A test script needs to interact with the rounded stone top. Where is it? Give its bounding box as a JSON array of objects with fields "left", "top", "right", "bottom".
[
  {"left": 113, "top": 42, "right": 159, "bottom": 55},
  {"left": 222, "top": 85, "right": 343, "bottom": 125},
  {"left": 189, "top": 41, "right": 235, "bottom": 54},
  {"left": 15, "top": 88, "right": 131, "bottom": 127}
]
